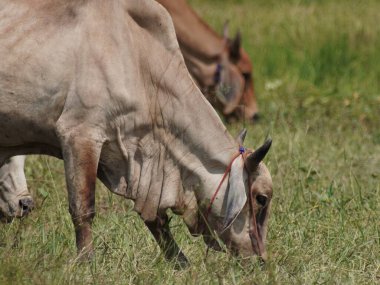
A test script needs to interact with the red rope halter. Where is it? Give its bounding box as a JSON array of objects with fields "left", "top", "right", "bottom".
[{"left": 204, "top": 146, "right": 263, "bottom": 257}]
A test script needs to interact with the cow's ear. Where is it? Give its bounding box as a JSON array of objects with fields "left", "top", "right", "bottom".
[
  {"left": 223, "top": 157, "right": 247, "bottom": 230},
  {"left": 236, "top": 129, "right": 247, "bottom": 145},
  {"left": 229, "top": 31, "right": 241, "bottom": 62},
  {"left": 246, "top": 139, "right": 272, "bottom": 172},
  {"left": 216, "top": 61, "right": 244, "bottom": 115}
]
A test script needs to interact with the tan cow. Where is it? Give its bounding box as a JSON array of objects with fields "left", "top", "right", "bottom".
[
  {"left": 0, "top": 1, "right": 260, "bottom": 221},
  {"left": 0, "top": 0, "right": 272, "bottom": 265},
  {"left": 157, "top": 0, "right": 259, "bottom": 121}
]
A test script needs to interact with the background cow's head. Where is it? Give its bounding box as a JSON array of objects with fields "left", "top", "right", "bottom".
[
  {"left": 0, "top": 156, "right": 33, "bottom": 222},
  {"left": 216, "top": 23, "right": 259, "bottom": 122}
]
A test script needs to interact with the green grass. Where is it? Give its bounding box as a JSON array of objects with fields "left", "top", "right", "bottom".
[{"left": 1, "top": 0, "right": 379, "bottom": 284}]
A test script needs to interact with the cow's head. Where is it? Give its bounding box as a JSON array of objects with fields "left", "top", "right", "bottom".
[
  {"left": 185, "top": 131, "right": 272, "bottom": 260},
  {"left": 215, "top": 23, "right": 259, "bottom": 122},
  {"left": 220, "top": 138, "right": 272, "bottom": 259},
  {"left": 0, "top": 156, "right": 33, "bottom": 223}
]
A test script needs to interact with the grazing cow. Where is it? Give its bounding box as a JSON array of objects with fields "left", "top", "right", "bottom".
[
  {"left": 0, "top": 1, "right": 260, "bottom": 220},
  {"left": 0, "top": 156, "right": 33, "bottom": 222},
  {"left": 0, "top": 0, "right": 272, "bottom": 264},
  {"left": 157, "top": 0, "right": 259, "bottom": 122}
]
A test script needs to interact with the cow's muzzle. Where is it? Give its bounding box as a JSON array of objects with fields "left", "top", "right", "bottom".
[
  {"left": 251, "top": 113, "right": 260, "bottom": 122},
  {"left": 19, "top": 197, "right": 34, "bottom": 217}
]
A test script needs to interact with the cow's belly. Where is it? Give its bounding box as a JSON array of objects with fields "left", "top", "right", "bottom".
[{"left": 0, "top": 114, "right": 59, "bottom": 147}]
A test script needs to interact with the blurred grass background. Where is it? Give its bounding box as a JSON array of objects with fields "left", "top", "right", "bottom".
[{"left": 0, "top": 0, "right": 379, "bottom": 284}]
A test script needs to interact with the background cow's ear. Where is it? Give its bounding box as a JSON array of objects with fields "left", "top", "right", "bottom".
[
  {"left": 223, "top": 157, "right": 247, "bottom": 230},
  {"left": 216, "top": 60, "right": 244, "bottom": 115},
  {"left": 246, "top": 139, "right": 272, "bottom": 172},
  {"left": 229, "top": 31, "right": 241, "bottom": 62},
  {"left": 236, "top": 128, "right": 247, "bottom": 145}
]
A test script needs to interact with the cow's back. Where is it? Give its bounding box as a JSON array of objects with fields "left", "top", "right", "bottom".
[
  {"left": 0, "top": 1, "right": 79, "bottom": 144},
  {"left": 0, "top": 0, "right": 124, "bottom": 145}
]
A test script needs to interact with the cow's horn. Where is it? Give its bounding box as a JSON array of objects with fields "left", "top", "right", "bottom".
[
  {"left": 223, "top": 20, "right": 229, "bottom": 40},
  {"left": 236, "top": 128, "right": 247, "bottom": 145},
  {"left": 246, "top": 139, "right": 272, "bottom": 172}
]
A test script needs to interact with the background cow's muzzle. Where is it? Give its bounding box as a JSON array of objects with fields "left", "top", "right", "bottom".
[
  {"left": 251, "top": 113, "right": 260, "bottom": 122},
  {"left": 0, "top": 196, "right": 34, "bottom": 223}
]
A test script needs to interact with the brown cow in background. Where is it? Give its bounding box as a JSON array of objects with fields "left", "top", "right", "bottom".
[{"left": 157, "top": 0, "right": 259, "bottom": 122}]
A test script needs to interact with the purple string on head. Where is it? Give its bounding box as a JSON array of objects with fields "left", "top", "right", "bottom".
[
  {"left": 239, "top": 146, "right": 245, "bottom": 154},
  {"left": 214, "top": 63, "right": 222, "bottom": 85}
]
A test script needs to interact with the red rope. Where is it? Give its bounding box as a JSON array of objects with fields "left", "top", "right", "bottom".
[{"left": 205, "top": 152, "right": 241, "bottom": 221}]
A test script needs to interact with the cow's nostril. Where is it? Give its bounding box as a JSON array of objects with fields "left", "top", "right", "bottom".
[
  {"left": 19, "top": 198, "right": 34, "bottom": 213},
  {"left": 256, "top": 195, "right": 268, "bottom": 207},
  {"left": 251, "top": 113, "right": 260, "bottom": 122}
]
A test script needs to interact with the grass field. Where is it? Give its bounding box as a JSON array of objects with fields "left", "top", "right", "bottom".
[{"left": 1, "top": 0, "right": 379, "bottom": 284}]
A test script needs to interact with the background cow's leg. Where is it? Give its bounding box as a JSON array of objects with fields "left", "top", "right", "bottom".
[
  {"left": 145, "top": 214, "right": 189, "bottom": 268},
  {"left": 61, "top": 135, "right": 102, "bottom": 258}
]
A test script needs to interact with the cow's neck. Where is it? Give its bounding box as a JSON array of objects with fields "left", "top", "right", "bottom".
[
  {"left": 156, "top": 0, "right": 230, "bottom": 91},
  {"left": 111, "top": 81, "right": 237, "bottom": 221},
  {"left": 161, "top": 88, "right": 237, "bottom": 188},
  {"left": 113, "top": 63, "right": 237, "bottom": 222},
  {"left": 155, "top": 57, "right": 239, "bottom": 212},
  {"left": 181, "top": 49, "right": 219, "bottom": 90},
  {"left": 158, "top": 0, "right": 225, "bottom": 62}
]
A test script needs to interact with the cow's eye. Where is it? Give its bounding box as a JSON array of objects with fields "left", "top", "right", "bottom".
[{"left": 256, "top": 194, "right": 268, "bottom": 207}]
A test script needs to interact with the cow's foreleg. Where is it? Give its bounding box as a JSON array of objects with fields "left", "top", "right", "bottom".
[
  {"left": 61, "top": 135, "right": 102, "bottom": 258},
  {"left": 145, "top": 214, "right": 189, "bottom": 269}
]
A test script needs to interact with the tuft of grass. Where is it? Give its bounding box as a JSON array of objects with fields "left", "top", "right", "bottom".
[{"left": 1, "top": 0, "right": 379, "bottom": 284}]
